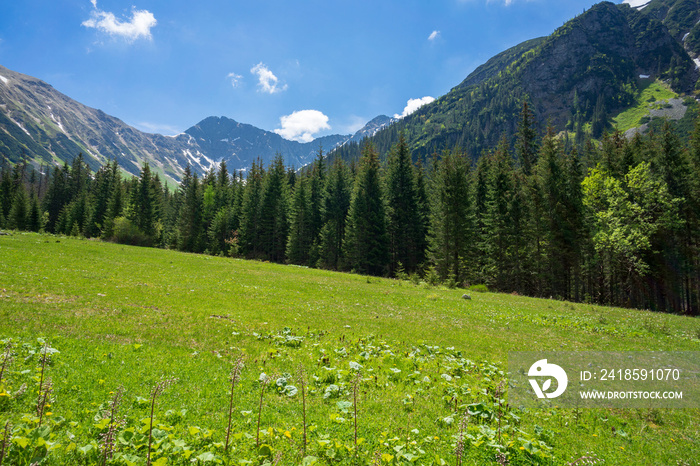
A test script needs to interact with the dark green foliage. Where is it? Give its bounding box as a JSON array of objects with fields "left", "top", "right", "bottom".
[
  {"left": 318, "top": 158, "right": 351, "bottom": 270},
  {"left": 428, "top": 148, "right": 473, "bottom": 285},
  {"left": 344, "top": 143, "right": 389, "bottom": 276},
  {"left": 286, "top": 176, "right": 313, "bottom": 265},
  {"left": 110, "top": 216, "right": 152, "bottom": 246},
  {"left": 515, "top": 101, "right": 539, "bottom": 175},
  {"left": 385, "top": 133, "right": 425, "bottom": 275},
  {"left": 8, "top": 184, "right": 28, "bottom": 230},
  {"left": 5, "top": 90, "right": 700, "bottom": 316},
  {"left": 258, "top": 155, "right": 289, "bottom": 262},
  {"left": 176, "top": 167, "right": 203, "bottom": 252},
  {"left": 239, "top": 160, "right": 264, "bottom": 258}
]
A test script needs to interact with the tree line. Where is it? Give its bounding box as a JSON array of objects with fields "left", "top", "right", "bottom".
[{"left": 1, "top": 102, "right": 700, "bottom": 316}]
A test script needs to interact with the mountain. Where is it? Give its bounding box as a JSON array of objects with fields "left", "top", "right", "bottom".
[
  {"left": 631, "top": 0, "right": 700, "bottom": 59},
  {"left": 4, "top": 0, "right": 698, "bottom": 179},
  {"left": 0, "top": 64, "right": 387, "bottom": 182},
  {"left": 182, "top": 116, "right": 345, "bottom": 172},
  {"left": 0, "top": 64, "right": 200, "bottom": 183},
  {"left": 332, "top": 1, "right": 697, "bottom": 163}
]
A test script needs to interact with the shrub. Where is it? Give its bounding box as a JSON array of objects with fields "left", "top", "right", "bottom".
[
  {"left": 108, "top": 216, "right": 152, "bottom": 247},
  {"left": 468, "top": 284, "right": 489, "bottom": 293}
]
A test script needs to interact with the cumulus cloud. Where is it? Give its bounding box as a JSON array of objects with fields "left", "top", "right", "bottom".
[
  {"left": 274, "top": 110, "right": 331, "bottom": 143},
  {"left": 428, "top": 30, "right": 440, "bottom": 41},
  {"left": 227, "top": 72, "right": 243, "bottom": 88},
  {"left": 251, "top": 62, "right": 287, "bottom": 94},
  {"left": 394, "top": 96, "right": 436, "bottom": 119},
  {"left": 82, "top": 2, "right": 157, "bottom": 42}
]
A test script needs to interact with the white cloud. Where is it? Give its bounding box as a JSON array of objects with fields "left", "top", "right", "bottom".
[
  {"left": 227, "top": 72, "right": 243, "bottom": 88},
  {"left": 82, "top": 2, "right": 157, "bottom": 42},
  {"left": 250, "top": 62, "right": 287, "bottom": 94},
  {"left": 428, "top": 30, "right": 440, "bottom": 41},
  {"left": 394, "top": 96, "right": 436, "bottom": 119},
  {"left": 274, "top": 110, "right": 331, "bottom": 143}
]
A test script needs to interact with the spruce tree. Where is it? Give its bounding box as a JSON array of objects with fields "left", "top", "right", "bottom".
[
  {"left": 344, "top": 142, "right": 389, "bottom": 276},
  {"left": 43, "top": 164, "right": 69, "bottom": 233},
  {"left": 8, "top": 185, "right": 28, "bottom": 231},
  {"left": 385, "top": 133, "right": 423, "bottom": 275},
  {"left": 483, "top": 136, "right": 515, "bottom": 290},
  {"left": 27, "top": 192, "right": 42, "bottom": 232},
  {"left": 515, "top": 101, "right": 538, "bottom": 176},
  {"left": 176, "top": 171, "right": 203, "bottom": 252},
  {"left": 286, "top": 176, "right": 313, "bottom": 265},
  {"left": 318, "top": 158, "right": 351, "bottom": 270},
  {"left": 428, "top": 148, "right": 473, "bottom": 284},
  {"left": 239, "top": 159, "right": 265, "bottom": 258},
  {"left": 413, "top": 158, "right": 430, "bottom": 271},
  {"left": 309, "top": 147, "right": 326, "bottom": 264},
  {"left": 258, "top": 154, "right": 289, "bottom": 263}
]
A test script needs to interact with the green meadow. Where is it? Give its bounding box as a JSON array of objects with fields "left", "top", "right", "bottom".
[
  {"left": 0, "top": 232, "right": 698, "bottom": 465},
  {"left": 611, "top": 79, "right": 678, "bottom": 132}
]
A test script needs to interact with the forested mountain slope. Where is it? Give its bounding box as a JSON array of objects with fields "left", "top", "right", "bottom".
[{"left": 333, "top": 1, "right": 697, "bottom": 163}]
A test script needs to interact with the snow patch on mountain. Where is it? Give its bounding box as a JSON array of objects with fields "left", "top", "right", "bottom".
[
  {"left": 10, "top": 118, "right": 31, "bottom": 136},
  {"left": 0, "top": 75, "right": 8, "bottom": 85},
  {"left": 623, "top": 0, "right": 651, "bottom": 9}
]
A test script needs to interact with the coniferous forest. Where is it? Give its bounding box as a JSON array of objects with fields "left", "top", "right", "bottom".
[{"left": 2, "top": 103, "right": 700, "bottom": 317}]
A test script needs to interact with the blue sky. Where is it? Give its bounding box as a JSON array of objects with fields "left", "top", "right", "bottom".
[{"left": 0, "top": 0, "right": 629, "bottom": 141}]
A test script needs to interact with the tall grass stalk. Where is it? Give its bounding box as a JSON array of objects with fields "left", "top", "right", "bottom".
[
  {"left": 225, "top": 355, "right": 245, "bottom": 452},
  {"left": 0, "top": 421, "right": 11, "bottom": 466},
  {"left": 353, "top": 372, "right": 361, "bottom": 463},
  {"left": 101, "top": 386, "right": 125, "bottom": 466},
  {"left": 256, "top": 373, "right": 273, "bottom": 448},
  {"left": 0, "top": 341, "right": 13, "bottom": 386},
  {"left": 297, "top": 365, "right": 307, "bottom": 457},
  {"left": 146, "top": 377, "right": 177, "bottom": 466},
  {"left": 36, "top": 342, "right": 49, "bottom": 427}
]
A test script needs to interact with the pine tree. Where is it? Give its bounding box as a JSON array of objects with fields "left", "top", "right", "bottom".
[
  {"left": 473, "top": 151, "right": 493, "bottom": 284},
  {"left": 176, "top": 171, "right": 203, "bottom": 252},
  {"left": 385, "top": 133, "right": 423, "bottom": 275},
  {"left": 428, "top": 148, "right": 473, "bottom": 284},
  {"left": 258, "top": 155, "right": 289, "bottom": 263},
  {"left": 43, "top": 164, "right": 69, "bottom": 233},
  {"left": 318, "top": 158, "right": 351, "bottom": 270},
  {"left": 215, "top": 160, "right": 231, "bottom": 211},
  {"left": 239, "top": 159, "right": 265, "bottom": 258},
  {"left": 84, "top": 161, "right": 116, "bottom": 238},
  {"left": 27, "top": 192, "right": 42, "bottom": 232},
  {"left": 515, "top": 101, "right": 539, "bottom": 176},
  {"left": 128, "top": 163, "right": 156, "bottom": 239},
  {"left": 483, "top": 136, "right": 515, "bottom": 290},
  {"left": 344, "top": 142, "right": 389, "bottom": 276},
  {"left": 309, "top": 147, "right": 326, "bottom": 264},
  {"left": 8, "top": 184, "right": 28, "bottom": 230},
  {"left": 413, "top": 158, "right": 430, "bottom": 271},
  {"left": 536, "top": 127, "right": 569, "bottom": 298},
  {"left": 286, "top": 176, "right": 313, "bottom": 265},
  {"left": 0, "top": 166, "right": 14, "bottom": 221}
]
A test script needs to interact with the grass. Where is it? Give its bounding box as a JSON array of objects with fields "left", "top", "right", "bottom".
[
  {"left": 612, "top": 79, "right": 679, "bottom": 132},
  {"left": 0, "top": 232, "right": 699, "bottom": 464}
]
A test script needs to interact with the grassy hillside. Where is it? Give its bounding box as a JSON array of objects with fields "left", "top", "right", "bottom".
[
  {"left": 0, "top": 233, "right": 698, "bottom": 465},
  {"left": 612, "top": 79, "right": 679, "bottom": 131}
]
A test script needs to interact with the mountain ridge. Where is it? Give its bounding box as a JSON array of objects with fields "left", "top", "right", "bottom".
[
  {"left": 331, "top": 0, "right": 697, "bottom": 163},
  {"left": 0, "top": 64, "right": 390, "bottom": 182}
]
